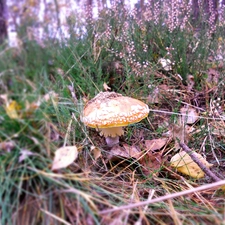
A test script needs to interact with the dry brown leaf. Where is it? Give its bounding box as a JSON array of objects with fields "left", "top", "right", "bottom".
[
  {"left": 100, "top": 211, "right": 129, "bottom": 225},
  {"left": 187, "top": 75, "right": 195, "bottom": 91},
  {"left": 147, "top": 86, "right": 160, "bottom": 104},
  {"left": 56, "top": 68, "right": 65, "bottom": 76},
  {"left": 19, "top": 149, "right": 35, "bottom": 162},
  {"left": 139, "top": 152, "right": 163, "bottom": 176},
  {"left": 25, "top": 101, "right": 40, "bottom": 117},
  {"left": 42, "top": 91, "right": 59, "bottom": 102},
  {"left": 180, "top": 106, "right": 199, "bottom": 124},
  {"left": 0, "top": 141, "right": 15, "bottom": 152},
  {"left": 107, "top": 145, "right": 130, "bottom": 160},
  {"left": 108, "top": 144, "right": 141, "bottom": 160},
  {"left": 90, "top": 145, "right": 102, "bottom": 160},
  {"left": 147, "top": 84, "right": 170, "bottom": 104},
  {"left": 145, "top": 138, "right": 168, "bottom": 151},
  {"left": 0, "top": 94, "right": 8, "bottom": 103},
  {"left": 122, "top": 143, "right": 142, "bottom": 159},
  {"left": 52, "top": 146, "right": 78, "bottom": 170},
  {"left": 206, "top": 68, "right": 220, "bottom": 87},
  {"left": 103, "top": 82, "right": 111, "bottom": 91},
  {"left": 170, "top": 151, "right": 213, "bottom": 179}
]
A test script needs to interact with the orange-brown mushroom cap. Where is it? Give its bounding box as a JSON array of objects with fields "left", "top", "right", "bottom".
[{"left": 81, "top": 92, "right": 149, "bottom": 137}]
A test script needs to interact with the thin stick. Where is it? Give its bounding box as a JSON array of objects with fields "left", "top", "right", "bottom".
[
  {"left": 99, "top": 180, "right": 225, "bottom": 214},
  {"left": 41, "top": 208, "right": 71, "bottom": 225},
  {"left": 179, "top": 142, "right": 221, "bottom": 182}
]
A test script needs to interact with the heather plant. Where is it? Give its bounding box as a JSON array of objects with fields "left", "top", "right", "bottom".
[{"left": 90, "top": 0, "right": 222, "bottom": 88}]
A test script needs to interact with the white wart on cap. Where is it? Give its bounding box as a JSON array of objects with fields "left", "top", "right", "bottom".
[{"left": 81, "top": 92, "right": 149, "bottom": 139}]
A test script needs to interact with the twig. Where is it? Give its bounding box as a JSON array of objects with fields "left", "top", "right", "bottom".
[
  {"left": 99, "top": 180, "right": 225, "bottom": 214},
  {"left": 179, "top": 142, "right": 221, "bottom": 182}
]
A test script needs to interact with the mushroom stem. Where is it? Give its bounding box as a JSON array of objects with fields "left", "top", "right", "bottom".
[
  {"left": 105, "top": 136, "right": 119, "bottom": 147},
  {"left": 99, "top": 127, "right": 124, "bottom": 137}
]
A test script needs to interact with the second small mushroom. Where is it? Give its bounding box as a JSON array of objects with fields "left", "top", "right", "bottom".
[{"left": 81, "top": 92, "right": 149, "bottom": 147}]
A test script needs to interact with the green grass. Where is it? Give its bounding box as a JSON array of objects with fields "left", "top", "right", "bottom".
[{"left": 1, "top": 2, "right": 225, "bottom": 224}]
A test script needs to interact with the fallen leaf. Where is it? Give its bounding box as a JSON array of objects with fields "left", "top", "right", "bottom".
[
  {"left": 107, "top": 144, "right": 141, "bottom": 160},
  {"left": 158, "top": 58, "right": 172, "bottom": 71},
  {"left": 107, "top": 145, "right": 129, "bottom": 160},
  {"left": 25, "top": 101, "right": 40, "bottom": 117},
  {"left": 4, "top": 100, "right": 21, "bottom": 119},
  {"left": 100, "top": 209, "right": 129, "bottom": 225},
  {"left": 42, "top": 91, "right": 59, "bottom": 102},
  {"left": 139, "top": 152, "right": 163, "bottom": 176},
  {"left": 170, "top": 151, "right": 213, "bottom": 179},
  {"left": 145, "top": 138, "right": 168, "bottom": 151},
  {"left": 187, "top": 75, "right": 195, "bottom": 91},
  {"left": 27, "top": 91, "right": 58, "bottom": 112},
  {"left": 220, "top": 185, "right": 225, "bottom": 192},
  {"left": 90, "top": 145, "right": 102, "bottom": 160},
  {"left": 180, "top": 106, "right": 199, "bottom": 124},
  {"left": 0, "top": 141, "right": 15, "bottom": 152},
  {"left": 103, "top": 82, "right": 111, "bottom": 91},
  {"left": 206, "top": 68, "right": 220, "bottom": 87},
  {"left": 19, "top": 149, "right": 35, "bottom": 162},
  {"left": 147, "top": 86, "right": 160, "bottom": 104},
  {"left": 122, "top": 143, "right": 142, "bottom": 159},
  {"left": 2, "top": 92, "right": 59, "bottom": 119},
  {"left": 147, "top": 84, "right": 170, "bottom": 104},
  {"left": 56, "top": 68, "right": 65, "bottom": 76},
  {"left": 0, "top": 94, "right": 8, "bottom": 103},
  {"left": 35, "top": 91, "right": 59, "bottom": 107},
  {"left": 52, "top": 146, "right": 78, "bottom": 170}
]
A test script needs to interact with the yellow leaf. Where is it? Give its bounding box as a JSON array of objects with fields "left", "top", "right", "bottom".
[
  {"left": 29, "top": 0, "right": 38, "bottom": 7},
  {"left": 12, "top": 6, "right": 19, "bottom": 12},
  {"left": 218, "top": 37, "right": 223, "bottom": 42},
  {"left": 220, "top": 185, "right": 225, "bottom": 192},
  {"left": 52, "top": 146, "right": 78, "bottom": 170},
  {"left": 170, "top": 151, "right": 213, "bottom": 179},
  {"left": 5, "top": 100, "right": 21, "bottom": 119}
]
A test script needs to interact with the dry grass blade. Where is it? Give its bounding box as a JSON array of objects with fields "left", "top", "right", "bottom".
[
  {"left": 27, "top": 167, "right": 98, "bottom": 211},
  {"left": 167, "top": 199, "right": 182, "bottom": 225},
  {"left": 134, "top": 189, "right": 155, "bottom": 225},
  {"left": 99, "top": 180, "right": 225, "bottom": 214},
  {"left": 40, "top": 209, "right": 71, "bottom": 225}
]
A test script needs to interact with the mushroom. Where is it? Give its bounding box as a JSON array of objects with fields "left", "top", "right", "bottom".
[{"left": 81, "top": 92, "right": 149, "bottom": 147}]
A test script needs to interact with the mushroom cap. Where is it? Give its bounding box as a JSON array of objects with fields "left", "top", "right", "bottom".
[{"left": 81, "top": 92, "right": 149, "bottom": 128}]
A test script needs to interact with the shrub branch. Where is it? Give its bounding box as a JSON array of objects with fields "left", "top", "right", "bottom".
[{"left": 179, "top": 142, "right": 221, "bottom": 182}]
